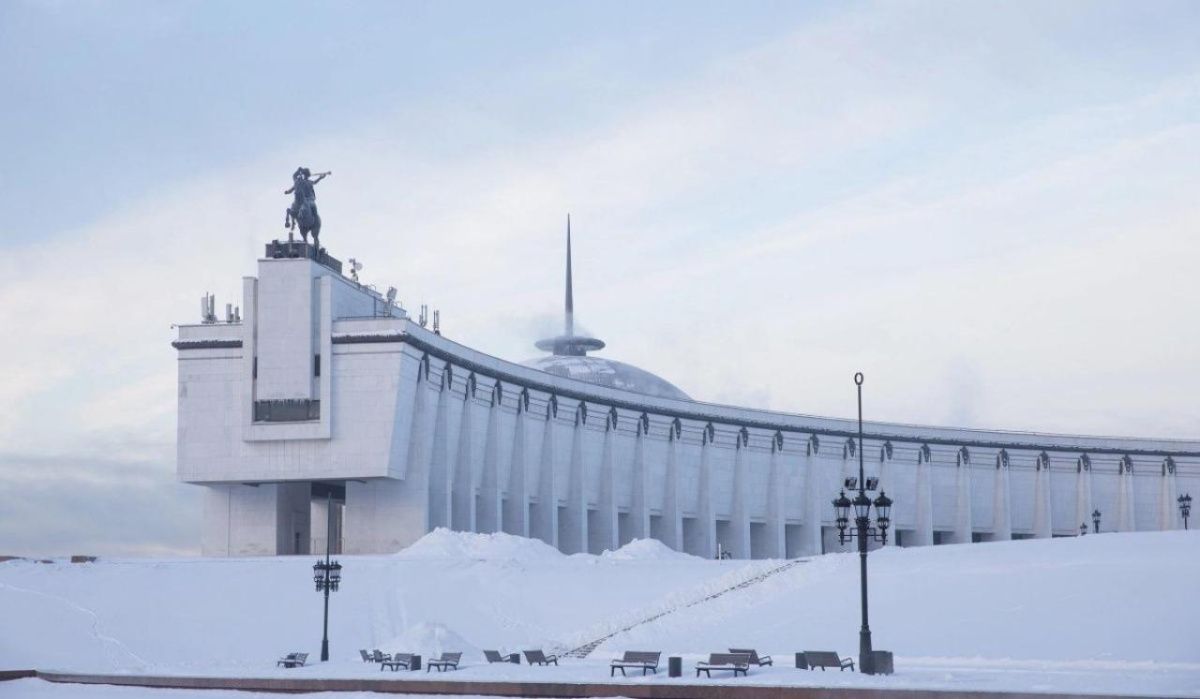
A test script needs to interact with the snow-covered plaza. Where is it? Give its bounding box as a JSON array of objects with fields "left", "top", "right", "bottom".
[{"left": 2, "top": 529, "right": 1198, "bottom": 697}]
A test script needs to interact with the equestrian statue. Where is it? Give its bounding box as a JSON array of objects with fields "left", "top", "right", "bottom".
[{"left": 284, "top": 167, "right": 331, "bottom": 249}]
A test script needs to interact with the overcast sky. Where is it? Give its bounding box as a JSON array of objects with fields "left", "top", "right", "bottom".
[{"left": 2, "top": 0, "right": 1198, "bottom": 556}]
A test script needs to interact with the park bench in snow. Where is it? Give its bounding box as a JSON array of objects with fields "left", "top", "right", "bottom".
[
  {"left": 802, "top": 651, "right": 855, "bottom": 671},
  {"left": 610, "top": 651, "right": 661, "bottom": 676},
  {"left": 380, "top": 653, "right": 414, "bottom": 671},
  {"left": 695, "top": 652, "right": 750, "bottom": 677},
  {"left": 523, "top": 650, "right": 558, "bottom": 666},
  {"left": 372, "top": 650, "right": 392, "bottom": 662},
  {"left": 484, "top": 650, "right": 520, "bottom": 664},
  {"left": 276, "top": 652, "right": 308, "bottom": 668},
  {"left": 359, "top": 650, "right": 373, "bottom": 662},
  {"left": 427, "top": 652, "right": 462, "bottom": 672},
  {"left": 729, "top": 648, "right": 772, "bottom": 666}
]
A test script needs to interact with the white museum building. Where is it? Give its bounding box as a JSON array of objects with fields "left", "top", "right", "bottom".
[{"left": 174, "top": 238, "right": 1199, "bottom": 557}]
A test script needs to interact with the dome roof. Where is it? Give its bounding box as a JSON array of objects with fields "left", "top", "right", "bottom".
[{"left": 521, "top": 355, "right": 692, "bottom": 402}]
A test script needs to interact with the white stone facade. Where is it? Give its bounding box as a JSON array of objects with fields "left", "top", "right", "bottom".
[{"left": 176, "top": 247, "right": 1200, "bottom": 557}]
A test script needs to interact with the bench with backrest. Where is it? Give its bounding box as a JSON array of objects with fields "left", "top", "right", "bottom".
[
  {"left": 359, "top": 650, "right": 374, "bottom": 663},
  {"left": 695, "top": 652, "right": 750, "bottom": 677},
  {"left": 729, "top": 648, "right": 772, "bottom": 667},
  {"left": 484, "top": 650, "right": 520, "bottom": 664},
  {"left": 610, "top": 651, "right": 661, "bottom": 676},
  {"left": 380, "top": 653, "right": 414, "bottom": 671},
  {"left": 372, "top": 650, "right": 392, "bottom": 663},
  {"left": 803, "top": 651, "right": 854, "bottom": 671},
  {"left": 427, "top": 652, "right": 462, "bottom": 672},
  {"left": 523, "top": 650, "right": 558, "bottom": 666},
  {"left": 276, "top": 652, "right": 308, "bottom": 668}
]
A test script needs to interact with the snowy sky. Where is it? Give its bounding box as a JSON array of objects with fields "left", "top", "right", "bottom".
[{"left": 1, "top": 0, "right": 1198, "bottom": 556}]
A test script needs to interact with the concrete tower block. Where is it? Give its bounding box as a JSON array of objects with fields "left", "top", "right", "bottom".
[
  {"left": 952, "top": 447, "right": 973, "bottom": 544},
  {"left": 1033, "top": 452, "right": 1053, "bottom": 538},
  {"left": 592, "top": 410, "right": 619, "bottom": 553},
  {"left": 450, "top": 388, "right": 477, "bottom": 533},
  {"left": 1075, "top": 454, "right": 1094, "bottom": 533},
  {"left": 560, "top": 404, "right": 589, "bottom": 554},
  {"left": 800, "top": 435, "right": 825, "bottom": 556},
  {"left": 659, "top": 420, "right": 684, "bottom": 551},
  {"left": 503, "top": 400, "right": 530, "bottom": 538},
  {"left": 729, "top": 429, "right": 752, "bottom": 559},
  {"left": 765, "top": 433, "right": 786, "bottom": 559},
  {"left": 911, "top": 445, "right": 935, "bottom": 546},
  {"left": 532, "top": 403, "right": 558, "bottom": 547},
  {"left": 992, "top": 450, "right": 1013, "bottom": 541},
  {"left": 476, "top": 389, "right": 503, "bottom": 533}
]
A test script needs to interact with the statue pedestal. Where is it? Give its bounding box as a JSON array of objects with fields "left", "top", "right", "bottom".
[{"left": 265, "top": 240, "right": 342, "bottom": 274}]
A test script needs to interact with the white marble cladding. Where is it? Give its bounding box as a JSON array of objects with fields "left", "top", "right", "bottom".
[{"left": 177, "top": 251, "right": 1200, "bottom": 557}]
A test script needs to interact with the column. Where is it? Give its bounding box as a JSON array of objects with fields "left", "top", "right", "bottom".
[
  {"left": 1075, "top": 454, "right": 1094, "bottom": 533},
  {"left": 1117, "top": 455, "right": 1136, "bottom": 532},
  {"left": 533, "top": 397, "right": 558, "bottom": 547},
  {"left": 765, "top": 431, "right": 786, "bottom": 558},
  {"left": 502, "top": 391, "right": 530, "bottom": 537},
  {"left": 560, "top": 403, "right": 589, "bottom": 554},
  {"left": 426, "top": 369, "right": 453, "bottom": 530},
  {"left": 991, "top": 449, "right": 1012, "bottom": 541},
  {"left": 952, "top": 446, "right": 973, "bottom": 544},
  {"left": 1159, "top": 457, "right": 1180, "bottom": 530},
  {"left": 476, "top": 384, "right": 503, "bottom": 533},
  {"left": 729, "top": 427, "right": 752, "bottom": 559},
  {"left": 660, "top": 419, "right": 684, "bottom": 551},
  {"left": 911, "top": 444, "right": 934, "bottom": 546},
  {"left": 450, "top": 381, "right": 476, "bottom": 532},
  {"left": 1032, "top": 451, "right": 1053, "bottom": 538},
  {"left": 800, "top": 434, "right": 825, "bottom": 555},
  {"left": 629, "top": 413, "right": 651, "bottom": 541},
  {"left": 695, "top": 423, "right": 718, "bottom": 558},
  {"left": 593, "top": 408, "right": 619, "bottom": 552}
]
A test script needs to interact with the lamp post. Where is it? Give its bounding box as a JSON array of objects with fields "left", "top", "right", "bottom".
[
  {"left": 312, "top": 492, "right": 342, "bottom": 662},
  {"left": 1179, "top": 493, "right": 1192, "bottom": 530},
  {"left": 1091, "top": 509, "right": 1101, "bottom": 534},
  {"left": 830, "top": 372, "right": 892, "bottom": 676}
]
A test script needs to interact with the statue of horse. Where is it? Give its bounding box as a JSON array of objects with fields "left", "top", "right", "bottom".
[{"left": 284, "top": 168, "right": 330, "bottom": 250}]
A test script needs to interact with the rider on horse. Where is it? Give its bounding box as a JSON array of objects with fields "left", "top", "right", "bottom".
[{"left": 285, "top": 167, "right": 330, "bottom": 249}]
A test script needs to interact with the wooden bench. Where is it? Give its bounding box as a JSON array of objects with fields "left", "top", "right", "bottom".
[
  {"left": 695, "top": 652, "right": 750, "bottom": 677},
  {"left": 610, "top": 651, "right": 661, "bottom": 676},
  {"left": 379, "top": 653, "right": 414, "bottom": 671},
  {"left": 729, "top": 648, "right": 772, "bottom": 667},
  {"left": 372, "top": 650, "right": 392, "bottom": 663},
  {"left": 523, "top": 650, "right": 558, "bottom": 666},
  {"left": 427, "top": 652, "right": 462, "bottom": 672},
  {"left": 276, "top": 652, "right": 308, "bottom": 668},
  {"left": 803, "top": 650, "right": 854, "bottom": 671},
  {"left": 484, "top": 650, "right": 520, "bottom": 664}
]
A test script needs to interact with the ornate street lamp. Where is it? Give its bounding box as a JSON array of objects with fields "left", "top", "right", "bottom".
[
  {"left": 829, "top": 372, "right": 892, "bottom": 675},
  {"left": 313, "top": 492, "right": 342, "bottom": 662},
  {"left": 1092, "top": 509, "right": 1101, "bottom": 534},
  {"left": 1179, "top": 493, "right": 1192, "bottom": 530}
]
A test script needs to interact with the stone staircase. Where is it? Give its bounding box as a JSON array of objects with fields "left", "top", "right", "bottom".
[{"left": 561, "top": 558, "right": 807, "bottom": 658}]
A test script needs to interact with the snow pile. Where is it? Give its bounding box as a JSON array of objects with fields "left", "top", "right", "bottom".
[
  {"left": 377, "top": 621, "right": 477, "bottom": 659},
  {"left": 601, "top": 538, "right": 697, "bottom": 561},
  {"left": 394, "top": 528, "right": 563, "bottom": 562}
]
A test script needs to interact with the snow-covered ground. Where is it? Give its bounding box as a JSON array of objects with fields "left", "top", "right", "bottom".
[{"left": 1, "top": 530, "right": 1198, "bottom": 697}]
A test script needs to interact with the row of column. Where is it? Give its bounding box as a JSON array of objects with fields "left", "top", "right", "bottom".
[{"left": 406, "top": 363, "right": 1189, "bottom": 557}]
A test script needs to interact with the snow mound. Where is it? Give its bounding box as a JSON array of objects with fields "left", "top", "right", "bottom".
[
  {"left": 395, "top": 528, "right": 563, "bottom": 561},
  {"left": 378, "top": 622, "right": 477, "bottom": 658},
  {"left": 602, "top": 538, "right": 697, "bottom": 561}
]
